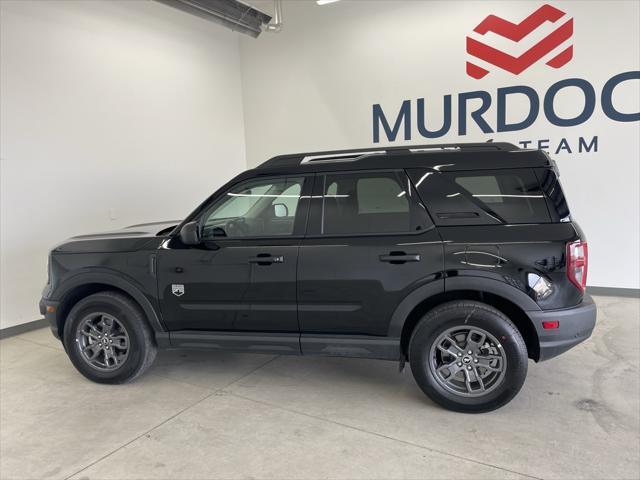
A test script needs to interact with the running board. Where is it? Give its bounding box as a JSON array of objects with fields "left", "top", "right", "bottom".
[{"left": 156, "top": 331, "right": 401, "bottom": 360}]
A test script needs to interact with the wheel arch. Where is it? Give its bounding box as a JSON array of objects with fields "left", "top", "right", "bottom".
[
  {"left": 390, "top": 281, "right": 541, "bottom": 361},
  {"left": 52, "top": 273, "right": 165, "bottom": 338}
]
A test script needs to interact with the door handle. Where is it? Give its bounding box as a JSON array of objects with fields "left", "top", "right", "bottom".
[
  {"left": 248, "top": 254, "right": 284, "bottom": 265},
  {"left": 379, "top": 252, "right": 421, "bottom": 264}
]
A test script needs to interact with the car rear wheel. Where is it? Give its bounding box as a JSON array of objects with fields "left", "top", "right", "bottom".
[
  {"left": 63, "top": 291, "right": 157, "bottom": 384},
  {"left": 409, "top": 300, "right": 528, "bottom": 413}
]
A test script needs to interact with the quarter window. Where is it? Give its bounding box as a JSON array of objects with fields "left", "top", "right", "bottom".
[
  {"left": 449, "top": 171, "right": 550, "bottom": 223},
  {"left": 408, "top": 168, "right": 551, "bottom": 225}
]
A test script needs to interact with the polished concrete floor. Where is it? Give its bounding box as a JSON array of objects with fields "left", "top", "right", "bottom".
[{"left": 1, "top": 295, "right": 638, "bottom": 480}]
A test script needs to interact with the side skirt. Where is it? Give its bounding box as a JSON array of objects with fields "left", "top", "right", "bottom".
[
  {"left": 156, "top": 331, "right": 401, "bottom": 360},
  {"left": 301, "top": 334, "right": 401, "bottom": 360},
  {"left": 162, "top": 331, "right": 301, "bottom": 355}
]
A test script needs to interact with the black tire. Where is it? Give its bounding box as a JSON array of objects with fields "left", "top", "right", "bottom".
[
  {"left": 63, "top": 291, "right": 157, "bottom": 384},
  {"left": 409, "top": 300, "right": 528, "bottom": 413}
]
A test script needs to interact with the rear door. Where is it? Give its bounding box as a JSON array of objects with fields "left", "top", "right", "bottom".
[{"left": 297, "top": 169, "right": 444, "bottom": 350}]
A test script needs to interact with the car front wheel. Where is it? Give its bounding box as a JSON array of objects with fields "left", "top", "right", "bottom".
[{"left": 63, "top": 291, "right": 157, "bottom": 384}]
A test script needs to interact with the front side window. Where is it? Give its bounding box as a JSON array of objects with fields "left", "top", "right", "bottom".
[
  {"left": 320, "top": 171, "right": 430, "bottom": 235},
  {"left": 202, "top": 177, "right": 304, "bottom": 239}
]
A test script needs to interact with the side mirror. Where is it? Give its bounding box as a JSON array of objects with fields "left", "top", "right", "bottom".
[
  {"left": 179, "top": 221, "right": 200, "bottom": 245},
  {"left": 273, "top": 203, "right": 288, "bottom": 218}
]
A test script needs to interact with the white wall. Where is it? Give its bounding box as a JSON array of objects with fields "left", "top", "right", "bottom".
[
  {"left": 1, "top": 0, "right": 638, "bottom": 330},
  {"left": 240, "top": 0, "right": 640, "bottom": 289},
  {"left": 0, "top": 0, "right": 247, "bottom": 328}
]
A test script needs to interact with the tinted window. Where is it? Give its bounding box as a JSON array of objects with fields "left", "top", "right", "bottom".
[
  {"left": 202, "top": 177, "right": 304, "bottom": 238},
  {"left": 357, "top": 177, "right": 409, "bottom": 213},
  {"left": 449, "top": 171, "right": 550, "bottom": 223},
  {"left": 535, "top": 168, "right": 571, "bottom": 222},
  {"left": 320, "top": 171, "right": 430, "bottom": 235},
  {"left": 454, "top": 176, "right": 502, "bottom": 204},
  {"left": 408, "top": 169, "right": 551, "bottom": 225}
]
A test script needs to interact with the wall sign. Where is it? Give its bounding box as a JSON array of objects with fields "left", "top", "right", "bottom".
[
  {"left": 372, "top": 3, "right": 640, "bottom": 154},
  {"left": 466, "top": 4, "right": 573, "bottom": 79}
]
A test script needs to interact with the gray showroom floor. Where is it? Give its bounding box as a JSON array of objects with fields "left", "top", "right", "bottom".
[{"left": 1, "top": 295, "right": 638, "bottom": 480}]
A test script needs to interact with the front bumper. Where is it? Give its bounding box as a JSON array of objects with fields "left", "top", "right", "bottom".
[
  {"left": 39, "top": 298, "right": 61, "bottom": 339},
  {"left": 529, "top": 294, "right": 597, "bottom": 361}
]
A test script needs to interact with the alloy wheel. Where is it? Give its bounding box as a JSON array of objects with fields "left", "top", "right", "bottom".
[
  {"left": 428, "top": 326, "right": 507, "bottom": 397},
  {"left": 75, "top": 313, "right": 130, "bottom": 371}
]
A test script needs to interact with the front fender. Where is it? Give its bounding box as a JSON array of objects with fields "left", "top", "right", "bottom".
[{"left": 51, "top": 269, "right": 166, "bottom": 333}]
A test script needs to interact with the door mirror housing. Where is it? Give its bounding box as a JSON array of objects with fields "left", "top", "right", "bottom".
[
  {"left": 273, "top": 203, "right": 288, "bottom": 218},
  {"left": 179, "top": 221, "right": 200, "bottom": 245}
]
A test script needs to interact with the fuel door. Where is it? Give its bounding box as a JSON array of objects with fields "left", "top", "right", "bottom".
[{"left": 462, "top": 245, "right": 504, "bottom": 268}]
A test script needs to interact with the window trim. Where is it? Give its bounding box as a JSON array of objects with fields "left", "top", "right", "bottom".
[{"left": 303, "top": 224, "right": 437, "bottom": 240}]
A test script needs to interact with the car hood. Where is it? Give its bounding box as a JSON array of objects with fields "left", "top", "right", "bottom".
[{"left": 53, "top": 220, "right": 180, "bottom": 253}]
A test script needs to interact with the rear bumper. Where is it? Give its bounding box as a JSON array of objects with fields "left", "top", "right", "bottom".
[
  {"left": 529, "top": 294, "right": 597, "bottom": 361},
  {"left": 39, "top": 298, "right": 61, "bottom": 340}
]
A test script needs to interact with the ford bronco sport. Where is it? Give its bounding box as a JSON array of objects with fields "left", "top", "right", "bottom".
[{"left": 40, "top": 142, "right": 597, "bottom": 412}]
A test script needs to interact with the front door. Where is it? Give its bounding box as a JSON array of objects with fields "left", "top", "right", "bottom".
[{"left": 157, "top": 175, "right": 311, "bottom": 335}]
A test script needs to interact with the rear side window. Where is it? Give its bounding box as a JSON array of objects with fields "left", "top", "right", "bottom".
[
  {"left": 356, "top": 177, "right": 409, "bottom": 213},
  {"left": 319, "top": 171, "right": 431, "bottom": 235},
  {"left": 409, "top": 168, "right": 551, "bottom": 225}
]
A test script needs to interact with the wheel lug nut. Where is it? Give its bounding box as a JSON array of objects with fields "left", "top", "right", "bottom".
[
  {"left": 468, "top": 351, "right": 472, "bottom": 355},
  {"left": 467, "top": 366, "right": 472, "bottom": 370},
  {"left": 474, "top": 359, "right": 479, "bottom": 363},
  {"left": 457, "top": 362, "right": 462, "bottom": 367},
  {"left": 458, "top": 353, "right": 462, "bottom": 357}
]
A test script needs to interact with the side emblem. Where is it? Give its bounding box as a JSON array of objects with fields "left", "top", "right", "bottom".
[{"left": 171, "top": 284, "right": 185, "bottom": 297}]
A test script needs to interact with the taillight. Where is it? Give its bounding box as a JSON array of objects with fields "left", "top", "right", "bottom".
[{"left": 567, "top": 241, "right": 588, "bottom": 293}]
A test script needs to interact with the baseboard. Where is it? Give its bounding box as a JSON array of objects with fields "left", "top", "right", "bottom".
[
  {"left": 0, "top": 318, "right": 48, "bottom": 340},
  {"left": 587, "top": 287, "right": 640, "bottom": 298}
]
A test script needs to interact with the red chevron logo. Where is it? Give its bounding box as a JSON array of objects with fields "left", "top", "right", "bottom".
[{"left": 467, "top": 4, "right": 573, "bottom": 79}]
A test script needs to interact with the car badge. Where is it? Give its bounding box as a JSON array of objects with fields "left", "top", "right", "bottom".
[{"left": 171, "top": 284, "right": 185, "bottom": 297}]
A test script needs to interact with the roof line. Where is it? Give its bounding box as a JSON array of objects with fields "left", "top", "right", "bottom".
[{"left": 257, "top": 142, "right": 520, "bottom": 169}]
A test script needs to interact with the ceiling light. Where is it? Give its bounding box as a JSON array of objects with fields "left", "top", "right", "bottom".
[{"left": 316, "top": 0, "right": 341, "bottom": 5}]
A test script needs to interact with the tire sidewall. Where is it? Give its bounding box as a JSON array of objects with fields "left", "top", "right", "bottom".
[
  {"left": 410, "top": 302, "right": 528, "bottom": 412},
  {"left": 63, "top": 294, "right": 147, "bottom": 384}
]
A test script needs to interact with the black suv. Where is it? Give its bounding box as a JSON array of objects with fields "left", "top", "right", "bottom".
[{"left": 40, "top": 142, "right": 596, "bottom": 412}]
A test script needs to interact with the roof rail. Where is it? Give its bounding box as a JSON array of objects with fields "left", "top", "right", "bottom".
[{"left": 257, "top": 142, "right": 520, "bottom": 169}]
